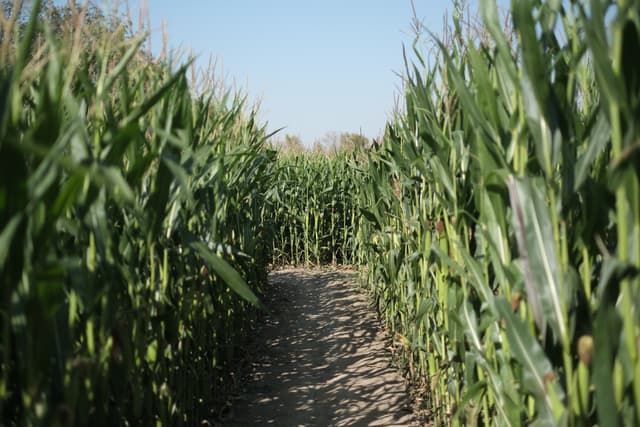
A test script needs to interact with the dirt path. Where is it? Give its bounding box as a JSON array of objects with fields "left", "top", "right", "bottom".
[{"left": 226, "top": 268, "right": 418, "bottom": 426}]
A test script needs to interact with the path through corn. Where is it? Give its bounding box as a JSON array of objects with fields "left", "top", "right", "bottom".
[{"left": 227, "top": 269, "right": 418, "bottom": 426}]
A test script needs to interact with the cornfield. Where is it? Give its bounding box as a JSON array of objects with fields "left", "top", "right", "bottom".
[
  {"left": 356, "top": 0, "right": 640, "bottom": 425},
  {"left": 0, "top": 1, "right": 275, "bottom": 424},
  {"left": 266, "top": 149, "right": 362, "bottom": 267},
  {"left": 1, "top": 0, "right": 640, "bottom": 426}
]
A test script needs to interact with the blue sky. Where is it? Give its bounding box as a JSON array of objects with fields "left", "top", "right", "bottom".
[{"left": 124, "top": 1, "right": 488, "bottom": 145}]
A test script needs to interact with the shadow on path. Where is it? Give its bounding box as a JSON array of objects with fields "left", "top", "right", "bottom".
[{"left": 226, "top": 269, "right": 417, "bottom": 426}]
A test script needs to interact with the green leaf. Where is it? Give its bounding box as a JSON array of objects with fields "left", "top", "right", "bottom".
[
  {"left": 580, "top": 2, "right": 625, "bottom": 113},
  {"left": 52, "top": 172, "right": 85, "bottom": 217},
  {"left": 458, "top": 298, "right": 483, "bottom": 353},
  {"left": 94, "top": 165, "right": 135, "bottom": 205},
  {"left": 520, "top": 70, "right": 558, "bottom": 178},
  {"left": 593, "top": 294, "right": 622, "bottom": 426},
  {"left": 359, "top": 207, "right": 380, "bottom": 226},
  {"left": 455, "top": 380, "right": 487, "bottom": 418},
  {"left": 508, "top": 175, "right": 567, "bottom": 344},
  {"left": 189, "top": 240, "right": 263, "bottom": 309},
  {"left": 13, "top": 0, "right": 42, "bottom": 83},
  {"left": 97, "top": 35, "right": 146, "bottom": 98},
  {"left": 432, "top": 37, "right": 500, "bottom": 145},
  {"left": 0, "top": 214, "right": 22, "bottom": 269},
  {"left": 162, "top": 154, "right": 194, "bottom": 204},
  {"left": 146, "top": 339, "right": 158, "bottom": 364},
  {"left": 574, "top": 110, "right": 610, "bottom": 190},
  {"left": 479, "top": 0, "right": 518, "bottom": 98},
  {"left": 497, "top": 298, "right": 565, "bottom": 424},
  {"left": 512, "top": 0, "right": 565, "bottom": 179},
  {"left": 457, "top": 247, "right": 498, "bottom": 316},
  {"left": 122, "top": 62, "right": 192, "bottom": 126},
  {"left": 429, "top": 156, "right": 456, "bottom": 203}
]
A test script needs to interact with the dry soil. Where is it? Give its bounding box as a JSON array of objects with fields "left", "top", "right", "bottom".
[{"left": 225, "top": 268, "right": 419, "bottom": 427}]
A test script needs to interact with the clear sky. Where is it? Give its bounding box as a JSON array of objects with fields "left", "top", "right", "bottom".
[{"left": 123, "top": 1, "right": 488, "bottom": 145}]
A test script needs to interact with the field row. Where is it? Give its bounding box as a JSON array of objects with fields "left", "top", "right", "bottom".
[{"left": 2, "top": 0, "right": 640, "bottom": 426}]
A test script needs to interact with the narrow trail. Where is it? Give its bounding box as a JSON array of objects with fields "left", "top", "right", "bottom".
[{"left": 226, "top": 268, "right": 418, "bottom": 426}]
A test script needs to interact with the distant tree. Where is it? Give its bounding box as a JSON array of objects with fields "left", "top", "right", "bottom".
[
  {"left": 0, "top": 0, "right": 154, "bottom": 79},
  {"left": 271, "top": 131, "right": 370, "bottom": 156},
  {"left": 2, "top": 1, "right": 76, "bottom": 30},
  {"left": 312, "top": 131, "right": 370, "bottom": 156},
  {"left": 0, "top": 0, "right": 13, "bottom": 18},
  {"left": 315, "top": 131, "right": 341, "bottom": 154},
  {"left": 311, "top": 140, "right": 326, "bottom": 155},
  {"left": 1, "top": 0, "right": 129, "bottom": 44},
  {"left": 281, "top": 134, "right": 305, "bottom": 154},
  {"left": 336, "top": 132, "right": 369, "bottom": 152}
]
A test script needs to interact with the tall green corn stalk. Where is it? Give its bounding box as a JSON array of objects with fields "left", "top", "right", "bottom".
[
  {"left": 0, "top": 2, "right": 275, "bottom": 424},
  {"left": 357, "top": 0, "right": 640, "bottom": 425},
  {"left": 266, "top": 150, "right": 362, "bottom": 267}
]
